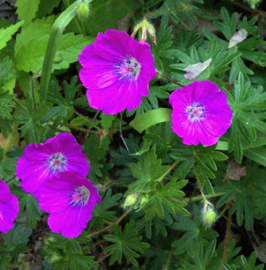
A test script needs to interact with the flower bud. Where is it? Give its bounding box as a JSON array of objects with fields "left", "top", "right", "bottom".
[
  {"left": 124, "top": 194, "right": 137, "bottom": 207},
  {"left": 246, "top": 0, "right": 261, "bottom": 8},
  {"left": 201, "top": 204, "right": 217, "bottom": 227},
  {"left": 76, "top": 0, "right": 90, "bottom": 20},
  {"left": 132, "top": 18, "right": 156, "bottom": 43},
  {"left": 140, "top": 193, "right": 149, "bottom": 205}
]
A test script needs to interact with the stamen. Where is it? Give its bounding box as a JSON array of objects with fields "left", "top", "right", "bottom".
[
  {"left": 47, "top": 153, "right": 67, "bottom": 174},
  {"left": 68, "top": 185, "right": 90, "bottom": 206},
  {"left": 114, "top": 56, "right": 141, "bottom": 81},
  {"left": 186, "top": 103, "right": 205, "bottom": 122}
]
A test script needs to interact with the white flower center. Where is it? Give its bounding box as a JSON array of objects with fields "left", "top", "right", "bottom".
[
  {"left": 47, "top": 153, "right": 67, "bottom": 174},
  {"left": 114, "top": 56, "right": 141, "bottom": 80},
  {"left": 68, "top": 185, "right": 90, "bottom": 206},
  {"left": 186, "top": 103, "right": 205, "bottom": 122}
]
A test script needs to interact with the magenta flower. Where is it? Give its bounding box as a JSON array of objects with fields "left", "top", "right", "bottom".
[
  {"left": 16, "top": 133, "right": 90, "bottom": 198},
  {"left": 38, "top": 171, "right": 101, "bottom": 238},
  {"left": 79, "top": 29, "right": 156, "bottom": 114},
  {"left": 0, "top": 181, "right": 19, "bottom": 233},
  {"left": 169, "top": 80, "right": 232, "bottom": 146}
]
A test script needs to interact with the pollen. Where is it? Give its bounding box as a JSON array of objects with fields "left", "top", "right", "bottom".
[
  {"left": 186, "top": 103, "right": 205, "bottom": 122},
  {"left": 68, "top": 185, "right": 90, "bottom": 206},
  {"left": 47, "top": 153, "right": 67, "bottom": 174},
  {"left": 114, "top": 56, "right": 141, "bottom": 80}
]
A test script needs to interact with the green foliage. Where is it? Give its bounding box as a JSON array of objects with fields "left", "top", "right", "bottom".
[
  {"left": 0, "top": 149, "right": 17, "bottom": 179},
  {"left": 76, "top": 0, "right": 141, "bottom": 35},
  {"left": 11, "top": 183, "right": 42, "bottom": 229},
  {"left": 15, "top": 0, "right": 40, "bottom": 25},
  {"left": 171, "top": 204, "right": 218, "bottom": 256},
  {"left": 0, "top": 21, "right": 24, "bottom": 51},
  {"left": 44, "top": 234, "right": 95, "bottom": 270},
  {"left": 1, "top": 224, "right": 32, "bottom": 263},
  {"left": 227, "top": 73, "right": 266, "bottom": 163},
  {"left": 15, "top": 16, "right": 93, "bottom": 73},
  {"left": 15, "top": 100, "right": 47, "bottom": 144},
  {"left": 104, "top": 220, "right": 150, "bottom": 266},
  {"left": 1, "top": 0, "right": 266, "bottom": 268},
  {"left": 91, "top": 189, "right": 122, "bottom": 229}
]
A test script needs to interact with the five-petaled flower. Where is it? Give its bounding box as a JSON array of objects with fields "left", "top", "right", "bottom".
[
  {"left": 0, "top": 180, "right": 19, "bottom": 233},
  {"left": 16, "top": 133, "right": 90, "bottom": 199},
  {"left": 79, "top": 29, "right": 156, "bottom": 114},
  {"left": 38, "top": 171, "right": 101, "bottom": 238},
  {"left": 169, "top": 80, "right": 232, "bottom": 146}
]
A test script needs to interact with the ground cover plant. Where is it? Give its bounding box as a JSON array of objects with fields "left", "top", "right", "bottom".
[{"left": 0, "top": 0, "right": 266, "bottom": 269}]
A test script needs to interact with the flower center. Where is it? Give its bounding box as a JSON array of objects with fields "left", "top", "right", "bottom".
[
  {"left": 68, "top": 185, "right": 90, "bottom": 206},
  {"left": 114, "top": 56, "right": 141, "bottom": 80},
  {"left": 186, "top": 103, "right": 205, "bottom": 122},
  {"left": 47, "top": 153, "right": 67, "bottom": 174}
]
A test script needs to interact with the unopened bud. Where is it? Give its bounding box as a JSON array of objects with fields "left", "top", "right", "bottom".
[
  {"left": 76, "top": 0, "right": 90, "bottom": 20},
  {"left": 246, "top": 0, "right": 261, "bottom": 8},
  {"left": 132, "top": 18, "right": 156, "bottom": 43},
  {"left": 140, "top": 193, "right": 149, "bottom": 205},
  {"left": 201, "top": 204, "right": 217, "bottom": 227},
  {"left": 124, "top": 194, "right": 137, "bottom": 207}
]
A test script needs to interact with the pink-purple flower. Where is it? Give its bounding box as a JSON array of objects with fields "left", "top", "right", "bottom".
[
  {"left": 0, "top": 180, "right": 19, "bottom": 233},
  {"left": 79, "top": 29, "right": 156, "bottom": 114},
  {"left": 16, "top": 133, "right": 90, "bottom": 198},
  {"left": 169, "top": 80, "right": 232, "bottom": 146},
  {"left": 38, "top": 171, "right": 101, "bottom": 238}
]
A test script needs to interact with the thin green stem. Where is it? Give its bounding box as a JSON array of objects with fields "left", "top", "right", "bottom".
[
  {"left": 164, "top": 249, "right": 173, "bottom": 270},
  {"left": 192, "top": 166, "right": 208, "bottom": 203},
  {"left": 222, "top": 204, "right": 232, "bottom": 266},
  {"left": 182, "top": 192, "right": 225, "bottom": 203},
  {"left": 72, "top": 108, "right": 100, "bottom": 130},
  {"left": 157, "top": 160, "right": 179, "bottom": 182},
  {"left": 60, "top": 123, "right": 93, "bottom": 133},
  {"left": 87, "top": 207, "right": 133, "bottom": 238},
  {"left": 157, "top": 71, "right": 184, "bottom": 87}
]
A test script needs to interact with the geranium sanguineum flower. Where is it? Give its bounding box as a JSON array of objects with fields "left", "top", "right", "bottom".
[
  {"left": 38, "top": 171, "right": 101, "bottom": 238},
  {"left": 0, "top": 181, "right": 19, "bottom": 233},
  {"left": 169, "top": 80, "right": 232, "bottom": 146},
  {"left": 16, "top": 133, "right": 89, "bottom": 198},
  {"left": 79, "top": 29, "right": 156, "bottom": 114}
]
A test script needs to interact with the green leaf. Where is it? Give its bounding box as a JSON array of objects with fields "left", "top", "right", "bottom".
[
  {"left": 91, "top": 189, "right": 122, "bottom": 229},
  {"left": 15, "top": 0, "right": 40, "bottom": 25},
  {"left": 0, "top": 153, "right": 17, "bottom": 180},
  {"left": 81, "top": 0, "right": 141, "bottom": 35},
  {"left": 15, "top": 100, "right": 47, "bottom": 144},
  {"left": 0, "top": 21, "right": 24, "bottom": 51},
  {"left": 142, "top": 180, "right": 189, "bottom": 219},
  {"left": 130, "top": 108, "right": 172, "bottom": 133},
  {"left": 15, "top": 16, "right": 93, "bottom": 73},
  {"left": 12, "top": 185, "right": 42, "bottom": 229},
  {"left": 104, "top": 220, "right": 149, "bottom": 267},
  {"left": 129, "top": 146, "right": 169, "bottom": 192},
  {"left": 2, "top": 224, "right": 32, "bottom": 263},
  {"left": 243, "top": 147, "right": 266, "bottom": 166}
]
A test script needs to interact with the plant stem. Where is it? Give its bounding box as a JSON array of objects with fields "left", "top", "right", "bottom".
[
  {"left": 87, "top": 207, "right": 132, "bottom": 238},
  {"left": 156, "top": 71, "right": 184, "bottom": 87},
  {"left": 182, "top": 192, "right": 225, "bottom": 203},
  {"left": 222, "top": 203, "right": 232, "bottom": 265},
  {"left": 157, "top": 160, "right": 179, "bottom": 182},
  {"left": 192, "top": 166, "right": 208, "bottom": 203},
  {"left": 60, "top": 123, "right": 93, "bottom": 133},
  {"left": 164, "top": 249, "right": 173, "bottom": 270},
  {"left": 39, "top": 1, "right": 79, "bottom": 101}
]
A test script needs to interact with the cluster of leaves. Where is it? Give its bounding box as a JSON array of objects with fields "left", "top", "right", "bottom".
[{"left": 0, "top": 0, "right": 266, "bottom": 269}]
